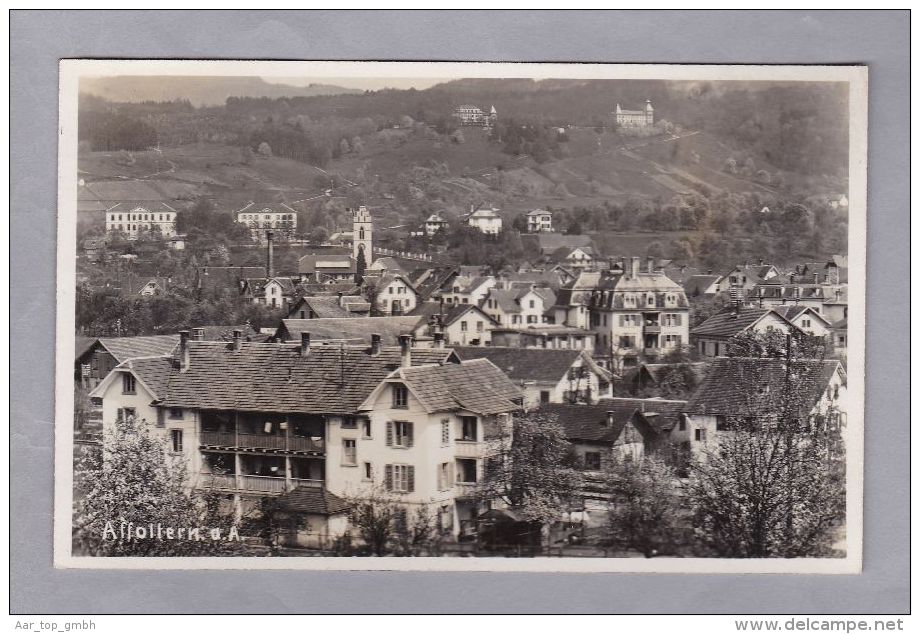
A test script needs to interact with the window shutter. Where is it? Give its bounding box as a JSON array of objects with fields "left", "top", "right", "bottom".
[
  {"left": 386, "top": 421, "right": 393, "bottom": 446},
  {"left": 448, "top": 461, "right": 455, "bottom": 487},
  {"left": 406, "top": 422, "right": 414, "bottom": 447},
  {"left": 437, "top": 465, "right": 443, "bottom": 491},
  {"left": 384, "top": 464, "right": 393, "bottom": 491},
  {"left": 407, "top": 466, "right": 415, "bottom": 493}
]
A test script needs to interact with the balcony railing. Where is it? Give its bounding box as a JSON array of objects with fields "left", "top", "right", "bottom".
[
  {"left": 643, "top": 324, "right": 661, "bottom": 334},
  {"left": 198, "top": 473, "right": 324, "bottom": 493},
  {"left": 454, "top": 441, "right": 485, "bottom": 458},
  {"left": 199, "top": 431, "right": 324, "bottom": 453}
]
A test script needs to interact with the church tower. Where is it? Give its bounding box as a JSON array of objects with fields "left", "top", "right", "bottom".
[{"left": 352, "top": 205, "right": 373, "bottom": 263}]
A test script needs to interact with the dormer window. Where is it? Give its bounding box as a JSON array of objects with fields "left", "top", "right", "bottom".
[{"left": 392, "top": 384, "right": 409, "bottom": 409}]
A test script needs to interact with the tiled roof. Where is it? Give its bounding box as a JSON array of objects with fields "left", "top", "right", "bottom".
[
  {"left": 603, "top": 397, "right": 687, "bottom": 433},
  {"left": 276, "top": 316, "right": 426, "bottom": 346},
  {"left": 196, "top": 266, "right": 266, "bottom": 292},
  {"left": 539, "top": 398, "right": 683, "bottom": 442},
  {"left": 393, "top": 358, "right": 522, "bottom": 415},
  {"left": 159, "top": 342, "right": 457, "bottom": 414},
  {"left": 289, "top": 296, "right": 356, "bottom": 319},
  {"left": 274, "top": 487, "right": 351, "bottom": 515},
  {"left": 690, "top": 308, "right": 790, "bottom": 339},
  {"left": 98, "top": 335, "right": 181, "bottom": 363},
  {"left": 75, "top": 336, "right": 97, "bottom": 361},
  {"left": 298, "top": 254, "right": 355, "bottom": 276},
  {"left": 453, "top": 346, "right": 609, "bottom": 383},
  {"left": 486, "top": 289, "right": 522, "bottom": 313},
  {"left": 684, "top": 357, "right": 844, "bottom": 416},
  {"left": 236, "top": 201, "right": 298, "bottom": 215},
  {"left": 122, "top": 356, "right": 177, "bottom": 400},
  {"left": 681, "top": 274, "right": 721, "bottom": 296},
  {"left": 107, "top": 201, "right": 177, "bottom": 215}
]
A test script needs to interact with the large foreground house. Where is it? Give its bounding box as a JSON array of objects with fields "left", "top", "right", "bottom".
[{"left": 89, "top": 332, "right": 521, "bottom": 540}]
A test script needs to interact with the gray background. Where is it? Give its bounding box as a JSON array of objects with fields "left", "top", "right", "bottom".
[{"left": 10, "top": 10, "right": 909, "bottom": 614}]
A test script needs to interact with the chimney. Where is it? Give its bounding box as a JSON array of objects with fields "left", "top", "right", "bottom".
[
  {"left": 231, "top": 329, "right": 243, "bottom": 351},
  {"left": 631, "top": 256, "right": 641, "bottom": 279},
  {"left": 398, "top": 334, "right": 413, "bottom": 368},
  {"left": 371, "top": 333, "right": 382, "bottom": 356},
  {"left": 813, "top": 273, "right": 819, "bottom": 285},
  {"left": 299, "top": 332, "right": 311, "bottom": 357},
  {"left": 789, "top": 273, "right": 796, "bottom": 284},
  {"left": 191, "top": 327, "right": 205, "bottom": 341},
  {"left": 759, "top": 258, "right": 765, "bottom": 266},
  {"left": 647, "top": 256, "right": 655, "bottom": 273},
  {"left": 179, "top": 330, "right": 190, "bottom": 372},
  {"left": 603, "top": 411, "right": 614, "bottom": 427},
  {"left": 433, "top": 331, "right": 445, "bottom": 348},
  {"left": 265, "top": 230, "right": 275, "bottom": 278}
]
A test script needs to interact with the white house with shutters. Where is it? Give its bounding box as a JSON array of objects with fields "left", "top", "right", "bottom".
[{"left": 341, "top": 353, "right": 522, "bottom": 539}]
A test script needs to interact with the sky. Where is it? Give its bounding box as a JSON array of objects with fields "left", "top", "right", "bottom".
[{"left": 262, "top": 77, "right": 446, "bottom": 91}]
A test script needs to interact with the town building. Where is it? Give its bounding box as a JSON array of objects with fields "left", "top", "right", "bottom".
[
  {"left": 424, "top": 212, "right": 449, "bottom": 236},
  {"left": 362, "top": 272, "right": 419, "bottom": 316},
  {"left": 235, "top": 201, "right": 298, "bottom": 242},
  {"left": 614, "top": 100, "right": 654, "bottom": 128},
  {"left": 680, "top": 357, "right": 848, "bottom": 461},
  {"left": 770, "top": 305, "right": 833, "bottom": 339},
  {"left": 490, "top": 325, "right": 596, "bottom": 353},
  {"left": 273, "top": 316, "right": 427, "bottom": 347},
  {"left": 410, "top": 302, "right": 496, "bottom": 347},
  {"left": 241, "top": 276, "right": 297, "bottom": 310},
  {"left": 297, "top": 254, "right": 356, "bottom": 283},
  {"left": 440, "top": 275, "right": 497, "bottom": 306},
  {"left": 453, "top": 104, "right": 497, "bottom": 127},
  {"left": 352, "top": 349, "right": 522, "bottom": 538},
  {"left": 75, "top": 334, "right": 180, "bottom": 388},
  {"left": 716, "top": 262, "right": 780, "bottom": 295},
  {"left": 580, "top": 257, "right": 691, "bottom": 367},
  {"left": 526, "top": 209, "right": 553, "bottom": 233},
  {"left": 88, "top": 333, "right": 468, "bottom": 538},
  {"left": 481, "top": 285, "right": 550, "bottom": 327},
  {"left": 454, "top": 347, "right": 613, "bottom": 408},
  {"left": 105, "top": 202, "right": 178, "bottom": 239},
  {"left": 690, "top": 307, "right": 798, "bottom": 358},
  {"left": 467, "top": 207, "right": 503, "bottom": 235}
]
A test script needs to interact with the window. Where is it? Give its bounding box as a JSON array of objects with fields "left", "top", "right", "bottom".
[
  {"left": 476, "top": 321, "right": 484, "bottom": 332},
  {"left": 363, "top": 462, "right": 372, "bottom": 481},
  {"left": 456, "top": 459, "right": 477, "bottom": 484},
  {"left": 342, "top": 439, "right": 357, "bottom": 466},
  {"left": 170, "top": 429, "right": 183, "bottom": 453},
  {"left": 116, "top": 407, "right": 136, "bottom": 422},
  {"left": 540, "top": 390, "right": 551, "bottom": 404},
  {"left": 386, "top": 464, "right": 415, "bottom": 492},
  {"left": 583, "top": 452, "right": 601, "bottom": 471},
  {"left": 168, "top": 408, "right": 183, "bottom": 419},
  {"left": 341, "top": 416, "right": 357, "bottom": 429},
  {"left": 392, "top": 384, "right": 408, "bottom": 408},
  {"left": 437, "top": 462, "right": 452, "bottom": 490},
  {"left": 529, "top": 299, "right": 535, "bottom": 308},
  {"left": 441, "top": 419, "right": 450, "bottom": 446},
  {"left": 460, "top": 321, "right": 468, "bottom": 332},
  {"left": 802, "top": 318, "right": 811, "bottom": 328},
  {"left": 362, "top": 418, "right": 372, "bottom": 438},
  {"left": 460, "top": 417, "right": 477, "bottom": 441},
  {"left": 122, "top": 373, "right": 136, "bottom": 394},
  {"left": 695, "top": 429, "right": 707, "bottom": 442},
  {"left": 387, "top": 421, "right": 414, "bottom": 448},
  {"left": 678, "top": 418, "right": 687, "bottom": 431}
]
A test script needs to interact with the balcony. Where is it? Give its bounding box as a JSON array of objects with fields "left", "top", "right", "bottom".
[
  {"left": 199, "top": 431, "right": 324, "bottom": 454},
  {"left": 199, "top": 473, "right": 324, "bottom": 494},
  {"left": 643, "top": 324, "right": 661, "bottom": 334},
  {"left": 454, "top": 441, "right": 485, "bottom": 459}
]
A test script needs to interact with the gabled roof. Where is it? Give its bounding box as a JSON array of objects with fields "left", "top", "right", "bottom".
[
  {"left": 690, "top": 307, "right": 793, "bottom": 339},
  {"left": 107, "top": 201, "right": 177, "bottom": 215},
  {"left": 157, "top": 342, "right": 458, "bottom": 414},
  {"left": 684, "top": 357, "right": 845, "bottom": 417},
  {"left": 235, "top": 201, "right": 298, "bottom": 215},
  {"left": 771, "top": 305, "right": 833, "bottom": 326},
  {"left": 94, "top": 335, "right": 181, "bottom": 364},
  {"left": 453, "top": 346, "right": 610, "bottom": 384},
  {"left": 242, "top": 277, "right": 298, "bottom": 295},
  {"left": 119, "top": 356, "right": 178, "bottom": 400},
  {"left": 298, "top": 254, "right": 355, "bottom": 276},
  {"left": 276, "top": 316, "right": 426, "bottom": 345},
  {"left": 526, "top": 209, "right": 552, "bottom": 217},
  {"left": 681, "top": 274, "right": 721, "bottom": 296},
  {"left": 374, "top": 358, "right": 521, "bottom": 415},
  {"left": 485, "top": 289, "right": 522, "bottom": 313},
  {"left": 539, "top": 398, "right": 681, "bottom": 443},
  {"left": 275, "top": 487, "right": 351, "bottom": 515},
  {"left": 287, "top": 296, "right": 357, "bottom": 319}
]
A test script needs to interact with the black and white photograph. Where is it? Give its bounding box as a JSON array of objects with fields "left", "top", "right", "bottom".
[{"left": 54, "top": 60, "right": 866, "bottom": 572}]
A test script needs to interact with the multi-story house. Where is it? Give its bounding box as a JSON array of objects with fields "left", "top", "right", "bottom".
[
  {"left": 586, "top": 257, "right": 690, "bottom": 367},
  {"left": 241, "top": 277, "right": 297, "bottom": 310},
  {"left": 351, "top": 348, "right": 522, "bottom": 537},
  {"left": 235, "top": 201, "right": 298, "bottom": 242},
  {"left": 690, "top": 306, "right": 798, "bottom": 358},
  {"left": 88, "top": 331, "right": 465, "bottom": 538},
  {"left": 680, "top": 356, "right": 848, "bottom": 462},
  {"left": 715, "top": 262, "right": 780, "bottom": 295},
  {"left": 489, "top": 325, "right": 596, "bottom": 353},
  {"left": 481, "top": 286, "right": 548, "bottom": 327},
  {"left": 424, "top": 212, "right": 449, "bottom": 236},
  {"left": 770, "top": 305, "right": 833, "bottom": 339},
  {"left": 105, "top": 202, "right": 178, "bottom": 239},
  {"left": 613, "top": 100, "right": 654, "bottom": 127},
  {"left": 454, "top": 347, "right": 613, "bottom": 408},
  {"left": 363, "top": 273, "right": 419, "bottom": 316},
  {"left": 525, "top": 209, "right": 553, "bottom": 233},
  {"left": 467, "top": 207, "right": 503, "bottom": 235},
  {"left": 440, "top": 275, "right": 496, "bottom": 306}
]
